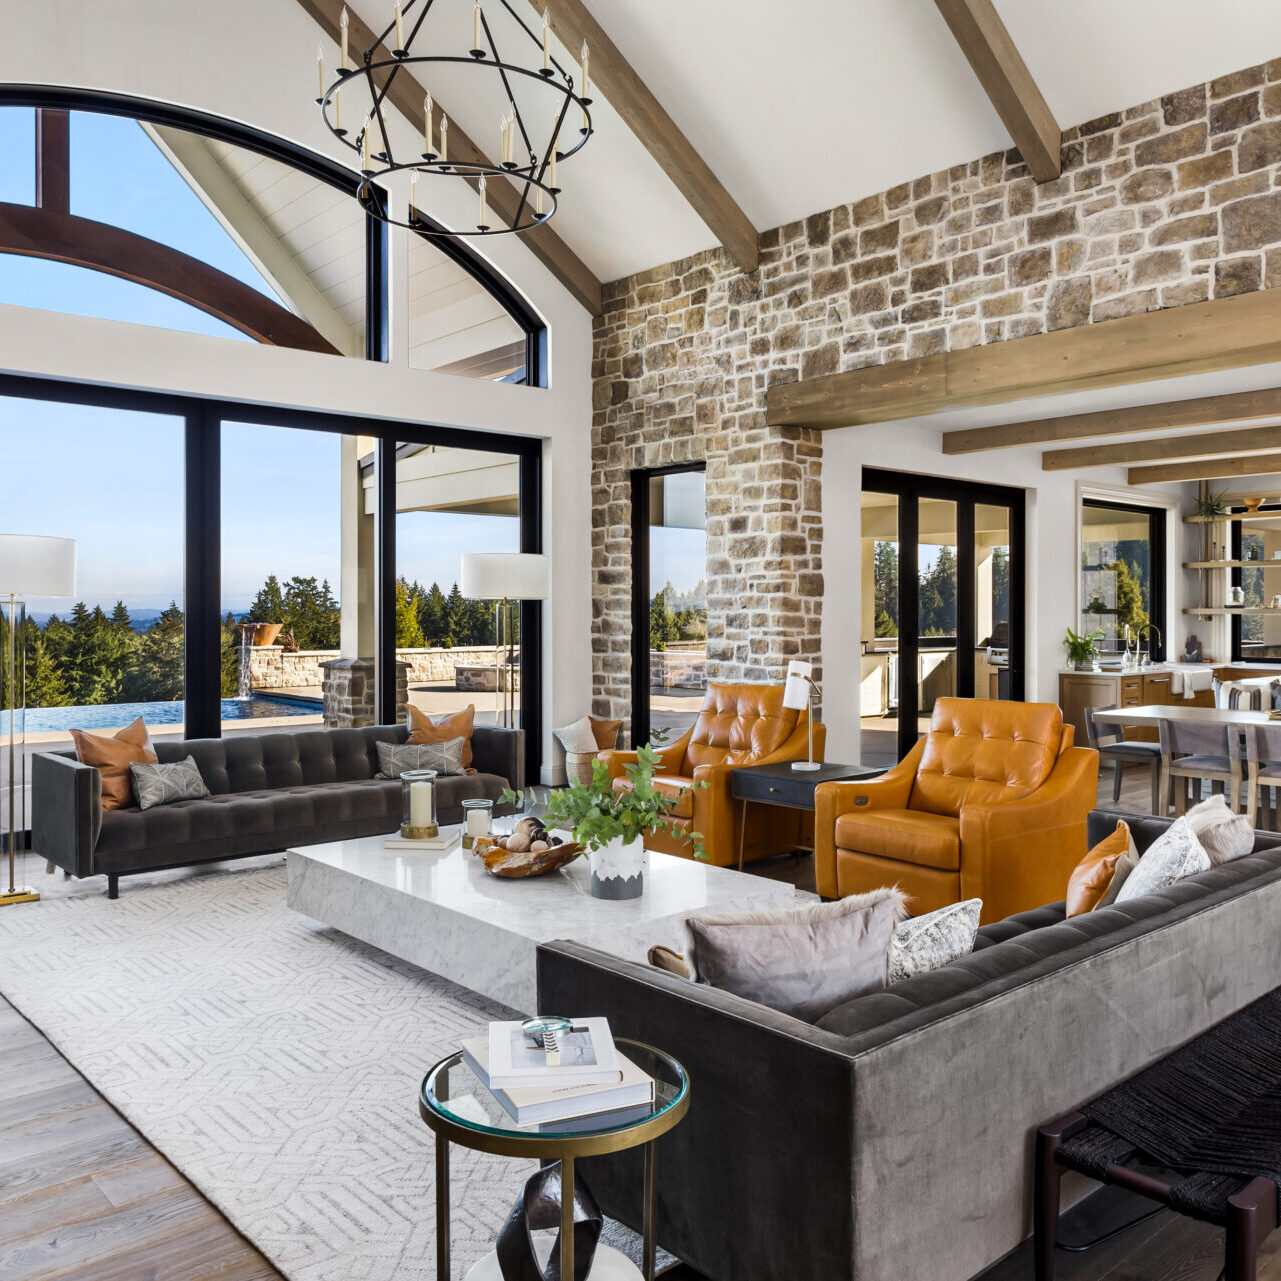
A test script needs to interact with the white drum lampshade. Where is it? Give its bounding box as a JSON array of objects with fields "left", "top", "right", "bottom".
[
  {"left": 782, "top": 659, "right": 814, "bottom": 711},
  {"left": 0, "top": 534, "right": 76, "bottom": 599},
  {"left": 460, "top": 553, "right": 549, "bottom": 601}
]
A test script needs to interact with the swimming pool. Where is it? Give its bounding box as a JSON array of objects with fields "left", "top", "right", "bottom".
[{"left": 21, "top": 697, "right": 320, "bottom": 733}]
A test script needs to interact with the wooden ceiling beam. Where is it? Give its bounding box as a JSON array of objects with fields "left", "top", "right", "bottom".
[
  {"left": 533, "top": 0, "right": 758, "bottom": 273},
  {"left": 1129, "top": 454, "right": 1281, "bottom": 485},
  {"left": 766, "top": 290, "right": 1281, "bottom": 430},
  {"left": 943, "top": 386, "right": 1281, "bottom": 454},
  {"left": 1044, "top": 424, "right": 1281, "bottom": 472},
  {"left": 293, "top": 0, "right": 603, "bottom": 314},
  {"left": 933, "top": 0, "right": 1061, "bottom": 182}
]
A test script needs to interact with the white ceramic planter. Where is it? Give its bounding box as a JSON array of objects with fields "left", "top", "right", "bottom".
[{"left": 588, "top": 835, "right": 647, "bottom": 900}]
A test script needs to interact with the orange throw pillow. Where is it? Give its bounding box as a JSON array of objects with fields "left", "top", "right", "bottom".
[
  {"left": 1066, "top": 821, "right": 1137, "bottom": 917},
  {"left": 406, "top": 704, "right": 475, "bottom": 769},
  {"left": 70, "top": 717, "right": 158, "bottom": 812},
  {"left": 589, "top": 715, "right": 622, "bottom": 751}
]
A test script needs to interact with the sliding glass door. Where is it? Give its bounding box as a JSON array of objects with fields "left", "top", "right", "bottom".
[{"left": 860, "top": 470, "right": 1025, "bottom": 765}]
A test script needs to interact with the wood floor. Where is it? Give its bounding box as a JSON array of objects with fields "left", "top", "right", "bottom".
[
  {"left": 0, "top": 996, "right": 280, "bottom": 1281},
  {"left": 0, "top": 764, "right": 1263, "bottom": 1281}
]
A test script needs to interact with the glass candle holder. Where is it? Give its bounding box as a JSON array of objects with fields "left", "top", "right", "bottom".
[
  {"left": 400, "top": 769, "right": 438, "bottom": 840},
  {"left": 461, "top": 797, "right": 493, "bottom": 849}
]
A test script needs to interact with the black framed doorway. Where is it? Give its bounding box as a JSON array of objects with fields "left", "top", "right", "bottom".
[
  {"left": 630, "top": 463, "right": 708, "bottom": 747},
  {"left": 861, "top": 468, "right": 1026, "bottom": 764}
]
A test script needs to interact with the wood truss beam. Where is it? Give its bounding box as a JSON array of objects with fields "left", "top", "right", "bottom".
[
  {"left": 1129, "top": 453, "right": 1281, "bottom": 485},
  {"left": 293, "top": 0, "right": 603, "bottom": 314},
  {"left": 943, "top": 386, "right": 1281, "bottom": 454},
  {"left": 766, "top": 290, "right": 1281, "bottom": 430},
  {"left": 933, "top": 0, "right": 1061, "bottom": 182},
  {"left": 1043, "top": 425, "right": 1281, "bottom": 472},
  {"left": 534, "top": 0, "right": 758, "bottom": 273},
  {"left": 0, "top": 202, "right": 339, "bottom": 353}
]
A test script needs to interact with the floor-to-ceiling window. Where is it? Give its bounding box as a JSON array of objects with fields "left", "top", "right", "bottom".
[
  {"left": 630, "top": 466, "right": 708, "bottom": 744},
  {"left": 860, "top": 470, "right": 1025, "bottom": 765},
  {"left": 1080, "top": 500, "right": 1166, "bottom": 661}
]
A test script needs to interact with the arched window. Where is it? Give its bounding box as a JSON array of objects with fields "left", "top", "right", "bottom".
[{"left": 0, "top": 90, "right": 543, "bottom": 382}]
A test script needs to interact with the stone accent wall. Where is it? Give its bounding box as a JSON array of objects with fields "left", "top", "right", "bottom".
[
  {"left": 247, "top": 646, "right": 507, "bottom": 690},
  {"left": 592, "top": 59, "right": 1281, "bottom": 724},
  {"left": 319, "top": 657, "right": 408, "bottom": 728}
]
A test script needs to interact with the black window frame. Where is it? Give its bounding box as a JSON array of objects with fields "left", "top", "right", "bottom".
[
  {"left": 629, "top": 462, "right": 707, "bottom": 748},
  {"left": 1229, "top": 508, "right": 1281, "bottom": 665},
  {"left": 1081, "top": 497, "right": 1167, "bottom": 663}
]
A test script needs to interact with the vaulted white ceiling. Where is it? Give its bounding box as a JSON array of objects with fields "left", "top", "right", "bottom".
[{"left": 339, "top": 0, "right": 1281, "bottom": 284}]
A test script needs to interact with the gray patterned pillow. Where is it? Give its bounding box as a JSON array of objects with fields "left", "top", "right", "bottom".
[
  {"left": 1114, "top": 816, "right": 1210, "bottom": 903},
  {"left": 128, "top": 756, "right": 210, "bottom": 810},
  {"left": 376, "top": 738, "right": 465, "bottom": 779},
  {"left": 887, "top": 898, "right": 982, "bottom": 985}
]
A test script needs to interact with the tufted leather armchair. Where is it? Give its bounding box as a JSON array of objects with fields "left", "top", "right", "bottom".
[
  {"left": 600, "top": 682, "right": 825, "bottom": 867},
  {"left": 815, "top": 698, "right": 1099, "bottom": 923}
]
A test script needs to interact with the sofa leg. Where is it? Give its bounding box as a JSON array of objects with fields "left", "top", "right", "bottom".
[{"left": 107, "top": 874, "right": 118, "bottom": 900}]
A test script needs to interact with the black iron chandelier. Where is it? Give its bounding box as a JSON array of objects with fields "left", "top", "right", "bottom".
[{"left": 315, "top": 1, "right": 593, "bottom": 237}]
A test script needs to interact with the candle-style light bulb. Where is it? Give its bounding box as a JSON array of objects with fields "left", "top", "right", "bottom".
[
  {"left": 542, "top": 8, "right": 551, "bottom": 71},
  {"left": 361, "top": 120, "right": 372, "bottom": 171},
  {"left": 473, "top": 0, "right": 482, "bottom": 51},
  {"left": 535, "top": 183, "right": 544, "bottom": 215},
  {"left": 334, "top": 86, "right": 342, "bottom": 130},
  {"left": 424, "top": 92, "right": 434, "bottom": 155},
  {"left": 340, "top": 6, "right": 350, "bottom": 69},
  {"left": 499, "top": 113, "right": 508, "bottom": 165},
  {"left": 440, "top": 114, "right": 449, "bottom": 165},
  {"left": 409, "top": 171, "right": 418, "bottom": 223},
  {"left": 394, "top": 0, "right": 405, "bottom": 50},
  {"left": 580, "top": 39, "right": 590, "bottom": 95},
  {"left": 316, "top": 42, "right": 324, "bottom": 99},
  {"left": 479, "top": 175, "right": 488, "bottom": 228}
]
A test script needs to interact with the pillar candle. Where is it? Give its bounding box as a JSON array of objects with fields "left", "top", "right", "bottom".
[{"left": 409, "top": 780, "right": 433, "bottom": 828}]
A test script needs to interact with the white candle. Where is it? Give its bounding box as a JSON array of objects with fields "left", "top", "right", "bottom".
[
  {"left": 316, "top": 42, "right": 324, "bottom": 98},
  {"left": 465, "top": 808, "right": 489, "bottom": 839},
  {"left": 536, "top": 184, "right": 544, "bottom": 215},
  {"left": 409, "top": 780, "right": 433, "bottom": 828},
  {"left": 542, "top": 7, "right": 550, "bottom": 70},
  {"left": 479, "top": 174, "right": 488, "bottom": 227},
  {"left": 334, "top": 86, "right": 341, "bottom": 130},
  {"left": 424, "top": 92, "right": 433, "bottom": 155},
  {"left": 361, "top": 122, "right": 372, "bottom": 170},
  {"left": 580, "top": 39, "right": 589, "bottom": 96},
  {"left": 340, "top": 5, "right": 350, "bottom": 68},
  {"left": 499, "top": 113, "right": 508, "bottom": 164},
  {"left": 473, "top": 0, "right": 481, "bottom": 50},
  {"left": 549, "top": 118, "right": 557, "bottom": 188},
  {"left": 440, "top": 115, "right": 448, "bottom": 164},
  {"left": 394, "top": 0, "right": 405, "bottom": 50},
  {"left": 409, "top": 171, "right": 418, "bottom": 222}
]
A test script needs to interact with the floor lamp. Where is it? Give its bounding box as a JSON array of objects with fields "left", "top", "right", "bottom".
[
  {"left": 782, "top": 659, "right": 823, "bottom": 772},
  {"left": 0, "top": 535, "right": 76, "bottom": 907},
  {"left": 459, "top": 553, "right": 549, "bottom": 729}
]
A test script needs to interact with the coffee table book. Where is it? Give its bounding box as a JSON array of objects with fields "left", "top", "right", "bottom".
[
  {"left": 384, "top": 825, "right": 462, "bottom": 851},
  {"left": 486, "top": 1016, "right": 621, "bottom": 1089},
  {"left": 461, "top": 1037, "right": 654, "bottom": 1126}
]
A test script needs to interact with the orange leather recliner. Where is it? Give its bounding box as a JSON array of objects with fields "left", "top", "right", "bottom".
[
  {"left": 815, "top": 698, "right": 1099, "bottom": 924},
  {"left": 600, "top": 682, "right": 826, "bottom": 867}
]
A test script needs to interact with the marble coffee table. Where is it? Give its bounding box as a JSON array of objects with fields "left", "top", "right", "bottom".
[{"left": 285, "top": 836, "right": 797, "bottom": 1013}]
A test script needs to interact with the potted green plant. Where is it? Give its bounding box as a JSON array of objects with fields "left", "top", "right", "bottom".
[
  {"left": 1063, "top": 626, "right": 1104, "bottom": 672},
  {"left": 503, "top": 741, "right": 703, "bottom": 899}
]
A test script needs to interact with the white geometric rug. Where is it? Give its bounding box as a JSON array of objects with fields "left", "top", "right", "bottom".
[{"left": 0, "top": 854, "right": 669, "bottom": 1280}]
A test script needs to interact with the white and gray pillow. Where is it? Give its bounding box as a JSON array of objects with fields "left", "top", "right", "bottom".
[
  {"left": 376, "top": 738, "right": 466, "bottom": 779},
  {"left": 554, "top": 715, "right": 600, "bottom": 754},
  {"left": 887, "top": 898, "right": 983, "bottom": 985},
  {"left": 1185, "top": 794, "right": 1254, "bottom": 865},
  {"left": 1114, "top": 815, "right": 1211, "bottom": 903},
  {"left": 684, "top": 888, "right": 907, "bottom": 1023},
  {"left": 128, "top": 756, "right": 210, "bottom": 810},
  {"left": 1214, "top": 677, "right": 1269, "bottom": 710}
]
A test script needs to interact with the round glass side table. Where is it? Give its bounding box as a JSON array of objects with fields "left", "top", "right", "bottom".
[{"left": 419, "top": 1038, "right": 689, "bottom": 1281}]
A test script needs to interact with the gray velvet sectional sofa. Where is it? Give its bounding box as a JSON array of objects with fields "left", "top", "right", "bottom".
[
  {"left": 537, "top": 810, "right": 1281, "bottom": 1281},
  {"left": 34, "top": 723, "right": 522, "bottom": 898}
]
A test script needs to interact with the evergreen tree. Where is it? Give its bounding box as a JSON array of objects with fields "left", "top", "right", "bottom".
[
  {"left": 62, "top": 602, "right": 120, "bottom": 704},
  {"left": 649, "top": 590, "right": 680, "bottom": 651},
  {"left": 125, "top": 603, "right": 185, "bottom": 701},
  {"left": 42, "top": 613, "right": 71, "bottom": 668},
  {"left": 395, "top": 579, "right": 425, "bottom": 648},
  {"left": 28, "top": 636, "right": 72, "bottom": 707},
  {"left": 418, "top": 582, "right": 448, "bottom": 644},
  {"left": 873, "top": 541, "right": 899, "bottom": 634},
  {"left": 282, "top": 575, "right": 340, "bottom": 649},
  {"left": 443, "top": 582, "right": 467, "bottom": 648},
  {"left": 220, "top": 611, "right": 241, "bottom": 698},
  {"left": 874, "top": 609, "right": 898, "bottom": 638},
  {"left": 1111, "top": 559, "right": 1149, "bottom": 637},
  {"left": 990, "top": 546, "right": 1010, "bottom": 635},
  {"left": 247, "top": 575, "right": 286, "bottom": 622}
]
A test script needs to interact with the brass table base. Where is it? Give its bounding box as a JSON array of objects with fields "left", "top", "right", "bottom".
[{"left": 0, "top": 887, "right": 39, "bottom": 906}]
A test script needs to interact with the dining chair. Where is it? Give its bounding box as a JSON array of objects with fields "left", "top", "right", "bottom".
[
  {"left": 1157, "top": 719, "right": 1241, "bottom": 815},
  {"left": 1084, "top": 704, "right": 1162, "bottom": 814},
  {"left": 1241, "top": 722, "right": 1281, "bottom": 829}
]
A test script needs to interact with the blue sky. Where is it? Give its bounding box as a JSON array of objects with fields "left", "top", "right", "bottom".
[{"left": 0, "top": 108, "right": 704, "bottom": 615}]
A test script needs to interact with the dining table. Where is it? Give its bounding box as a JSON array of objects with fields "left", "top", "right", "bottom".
[{"left": 1090, "top": 704, "right": 1273, "bottom": 730}]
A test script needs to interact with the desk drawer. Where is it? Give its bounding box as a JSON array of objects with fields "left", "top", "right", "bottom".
[{"left": 731, "top": 771, "right": 817, "bottom": 809}]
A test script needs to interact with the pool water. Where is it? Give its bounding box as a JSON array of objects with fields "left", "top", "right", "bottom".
[{"left": 21, "top": 697, "right": 319, "bottom": 733}]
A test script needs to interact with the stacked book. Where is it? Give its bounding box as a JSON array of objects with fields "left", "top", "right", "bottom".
[{"left": 462, "top": 1017, "right": 654, "bottom": 1129}]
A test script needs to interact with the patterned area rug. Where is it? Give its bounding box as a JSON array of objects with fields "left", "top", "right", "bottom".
[{"left": 0, "top": 854, "right": 670, "bottom": 1280}]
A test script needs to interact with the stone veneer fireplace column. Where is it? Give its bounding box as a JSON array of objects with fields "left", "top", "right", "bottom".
[{"left": 320, "top": 657, "right": 408, "bottom": 728}]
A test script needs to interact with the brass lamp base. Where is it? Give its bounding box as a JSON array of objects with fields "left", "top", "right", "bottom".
[
  {"left": 0, "top": 887, "right": 39, "bottom": 906},
  {"left": 401, "top": 823, "right": 439, "bottom": 841}
]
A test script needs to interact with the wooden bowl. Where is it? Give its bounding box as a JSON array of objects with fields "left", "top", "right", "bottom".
[{"left": 473, "top": 834, "right": 585, "bottom": 878}]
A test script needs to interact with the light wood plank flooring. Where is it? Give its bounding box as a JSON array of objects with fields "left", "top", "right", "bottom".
[{"left": 0, "top": 996, "right": 280, "bottom": 1281}]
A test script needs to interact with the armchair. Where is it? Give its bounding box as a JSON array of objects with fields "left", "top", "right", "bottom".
[
  {"left": 600, "top": 682, "right": 825, "bottom": 866},
  {"left": 815, "top": 698, "right": 1098, "bottom": 923}
]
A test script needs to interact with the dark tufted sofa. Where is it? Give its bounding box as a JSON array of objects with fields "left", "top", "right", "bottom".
[
  {"left": 538, "top": 810, "right": 1281, "bottom": 1281},
  {"left": 33, "top": 723, "right": 522, "bottom": 898}
]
